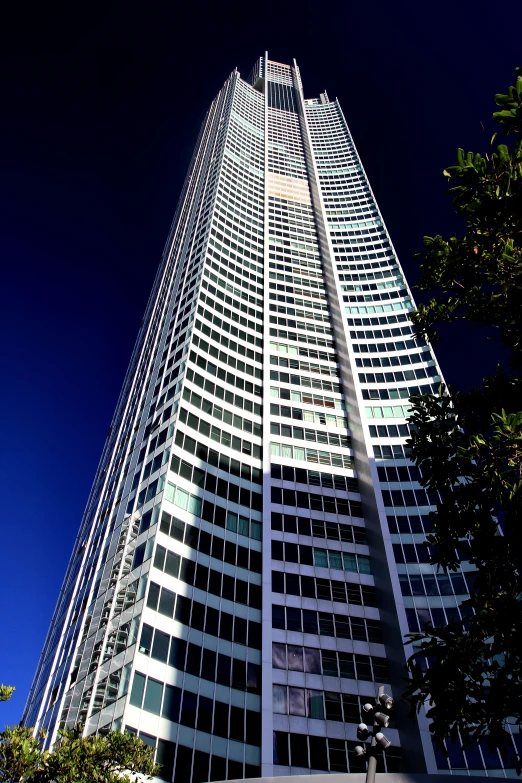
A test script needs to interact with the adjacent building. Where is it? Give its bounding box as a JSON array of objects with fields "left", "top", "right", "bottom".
[{"left": 23, "top": 55, "right": 514, "bottom": 780}]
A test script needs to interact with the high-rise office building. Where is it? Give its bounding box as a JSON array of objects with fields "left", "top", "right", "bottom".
[{"left": 23, "top": 55, "right": 514, "bottom": 781}]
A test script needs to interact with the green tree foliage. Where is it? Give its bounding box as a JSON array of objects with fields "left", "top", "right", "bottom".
[
  {"left": 403, "top": 67, "right": 522, "bottom": 771},
  {"left": 0, "top": 689, "right": 15, "bottom": 704},
  {"left": 0, "top": 725, "right": 159, "bottom": 782},
  {"left": 0, "top": 686, "right": 159, "bottom": 783}
]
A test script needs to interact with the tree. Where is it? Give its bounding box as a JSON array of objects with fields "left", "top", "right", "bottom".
[
  {"left": 0, "top": 684, "right": 159, "bottom": 782},
  {"left": 0, "top": 688, "right": 15, "bottom": 704},
  {"left": 403, "top": 67, "right": 522, "bottom": 771}
]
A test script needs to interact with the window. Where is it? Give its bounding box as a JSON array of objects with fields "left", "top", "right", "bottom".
[
  {"left": 162, "top": 684, "right": 181, "bottom": 723},
  {"left": 273, "top": 685, "right": 287, "bottom": 714},
  {"left": 143, "top": 677, "right": 163, "bottom": 715},
  {"left": 272, "top": 604, "right": 381, "bottom": 642},
  {"left": 288, "top": 687, "right": 306, "bottom": 716},
  {"left": 314, "top": 549, "right": 328, "bottom": 568},
  {"left": 147, "top": 581, "right": 262, "bottom": 650},
  {"left": 130, "top": 672, "right": 145, "bottom": 708},
  {"left": 287, "top": 645, "right": 303, "bottom": 671},
  {"left": 151, "top": 630, "right": 169, "bottom": 663},
  {"left": 308, "top": 690, "right": 324, "bottom": 720},
  {"left": 304, "top": 647, "right": 321, "bottom": 674}
]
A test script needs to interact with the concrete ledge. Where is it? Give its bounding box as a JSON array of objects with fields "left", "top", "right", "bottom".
[{"left": 223, "top": 776, "right": 509, "bottom": 783}]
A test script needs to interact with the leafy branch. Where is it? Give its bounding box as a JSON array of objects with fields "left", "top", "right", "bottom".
[{"left": 403, "top": 67, "right": 522, "bottom": 773}]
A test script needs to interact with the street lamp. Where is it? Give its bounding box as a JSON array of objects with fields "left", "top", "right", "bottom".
[{"left": 354, "top": 685, "right": 394, "bottom": 783}]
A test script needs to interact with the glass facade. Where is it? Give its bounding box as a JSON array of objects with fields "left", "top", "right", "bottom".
[{"left": 22, "top": 55, "right": 517, "bottom": 780}]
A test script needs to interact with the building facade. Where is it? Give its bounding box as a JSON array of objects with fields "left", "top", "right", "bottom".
[{"left": 23, "top": 55, "right": 515, "bottom": 780}]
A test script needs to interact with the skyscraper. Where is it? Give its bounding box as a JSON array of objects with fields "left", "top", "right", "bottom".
[{"left": 23, "top": 55, "right": 513, "bottom": 780}]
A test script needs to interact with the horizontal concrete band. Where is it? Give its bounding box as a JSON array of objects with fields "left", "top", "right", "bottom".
[{"left": 223, "top": 776, "right": 509, "bottom": 783}]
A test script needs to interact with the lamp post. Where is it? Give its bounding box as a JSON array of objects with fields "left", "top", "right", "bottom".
[{"left": 354, "top": 685, "right": 394, "bottom": 783}]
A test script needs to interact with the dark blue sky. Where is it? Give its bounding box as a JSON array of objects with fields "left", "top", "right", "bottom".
[{"left": 0, "top": 0, "right": 518, "bottom": 728}]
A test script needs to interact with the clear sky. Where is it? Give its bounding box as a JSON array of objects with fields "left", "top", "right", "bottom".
[{"left": 0, "top": 0, "right": 518, "bottom": 729}]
